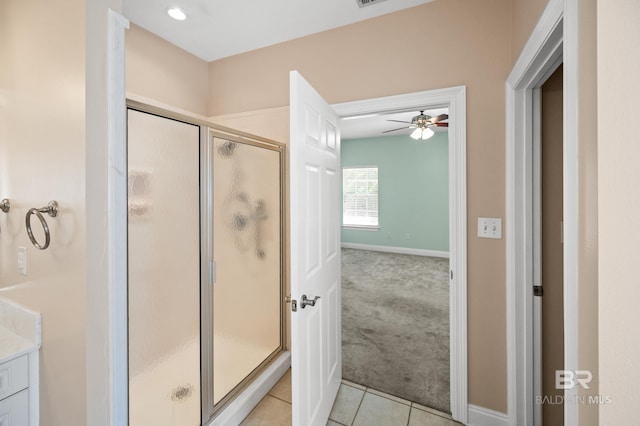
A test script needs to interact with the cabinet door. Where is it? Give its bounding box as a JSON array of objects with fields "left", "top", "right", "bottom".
[
  {"left": 0, "top": 356, "right": 28, "bottom": 401},
  {"left": 0, "top": 389, "right": 29, "bottom": 426}
]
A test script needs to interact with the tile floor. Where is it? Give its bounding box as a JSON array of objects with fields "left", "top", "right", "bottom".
[{"left": 240, "top": 370, "right": 461, "bottom": 426}]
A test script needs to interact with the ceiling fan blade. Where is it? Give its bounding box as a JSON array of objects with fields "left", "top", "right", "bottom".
[
  {"left": 386, "top": 119, "right": 412, "bottom": 124},
  {"left": 434, "top": 122, "right": 449, "bottom": 127},
  {"left": 382, "top": 126, "right": 409, "bottom": 133},
  {"left": 429, "top": 114, "right": 449, "bottom": 123}
]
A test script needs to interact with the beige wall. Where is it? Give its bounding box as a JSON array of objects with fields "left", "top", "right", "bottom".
[
  {"left": 126, "top": 24, "right": 209, "bottom": 116},
  {"left": 210, "top": 107, "right": 290, "bottom": 143},
  {"left": 210, "top": 0, "right": 512, "bottom": 412},
  {"left": 0, "top": 0, "right": 87, "bottom": 424},
  {"left": 577, "top": 0, "right": 599, "bottom": 423},
  {"left": 598, "top": 0, "right": 640, "bottom": 423},
  {"left": 509, "top": 0, "right": 549, "bottom": 66}
]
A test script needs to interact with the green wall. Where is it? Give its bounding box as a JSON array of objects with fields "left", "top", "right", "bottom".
[{"left": 341, "top": 133, "right": 449, "bottom": 251}]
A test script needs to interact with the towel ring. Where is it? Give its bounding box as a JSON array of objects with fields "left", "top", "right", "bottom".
[
  {"left": 0, "top": 199, "right": 8, "bottom": 235},
  {"left": 25, "top": 201, "right": 58, "bottom": 250}
]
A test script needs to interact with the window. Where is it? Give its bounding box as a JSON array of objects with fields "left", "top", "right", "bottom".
[{"left": 342, "top": 167, "right": 379, "bottom": 228}]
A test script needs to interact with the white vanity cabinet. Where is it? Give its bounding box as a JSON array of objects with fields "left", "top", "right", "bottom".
[
  {"left": 0, "top": 355, "right": 30, "bottom": 425},
  {"left": 0, "top": 388, "right": 29, "bottom": 426},
  {"left": 0, "top": 297, "right": 41, "bottom": 426}
]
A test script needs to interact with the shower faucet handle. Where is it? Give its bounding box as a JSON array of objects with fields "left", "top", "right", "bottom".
[{"left": 300, "top": 294, "right": 320, "bottom": 309}]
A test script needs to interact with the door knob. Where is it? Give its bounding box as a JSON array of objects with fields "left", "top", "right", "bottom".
[{"left": 300, "top": 294, "right": 320, "bottom": 309}]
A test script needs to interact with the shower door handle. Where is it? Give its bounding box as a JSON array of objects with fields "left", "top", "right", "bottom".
[{"left": 300, "top": 295, "right": 320, "bottom": 309}]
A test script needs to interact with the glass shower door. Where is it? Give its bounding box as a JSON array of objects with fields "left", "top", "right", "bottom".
[
  {"left": 127, "top": 109, "right": 201, "bottom": 426},
  {"left": 211, "top": 136, "right": 283, "bottom": 407}
]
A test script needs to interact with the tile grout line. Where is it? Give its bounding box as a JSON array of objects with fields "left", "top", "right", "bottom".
[
  {"left": 266, "top": 393, "right": 292, "bottom": 406},
  {"left": 410, "top": 402, "right": 454, "bottom": 421},
  {"left": 364, "top": 387, "right": 411, "bottom": 407},
  {"left": 359, "top": 386, "right": 455, "bottom": 425},
  {"left": 263, "top": 379, "right": 455, "bottom": 426},
  {"left": 348, "top": 386, "right": 367, "bottom": 426}
]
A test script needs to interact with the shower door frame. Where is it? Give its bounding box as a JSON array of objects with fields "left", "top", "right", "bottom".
[
  {"left": 125, "top": 100, "right": 288, "bottom": 426},
  {"left": 201, "top": 129, "right": 287, "bottom": 423}
]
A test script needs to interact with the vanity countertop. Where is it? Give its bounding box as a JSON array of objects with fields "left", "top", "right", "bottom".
[{"left": 0, "top": 296, "right": 41, "bottom": 364}]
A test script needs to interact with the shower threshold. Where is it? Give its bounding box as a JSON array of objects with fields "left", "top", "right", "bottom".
[{"left": 207, "top": 351, "right": 291, "bottom": 426}]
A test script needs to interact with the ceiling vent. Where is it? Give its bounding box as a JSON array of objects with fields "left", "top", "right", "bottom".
[{"left": 356, "top": 0, "right": 389, "bottom": 7}]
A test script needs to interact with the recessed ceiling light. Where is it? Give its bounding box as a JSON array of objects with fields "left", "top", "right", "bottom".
[{"left": 167, "top": 7, "right": 187, "bottom": 21}]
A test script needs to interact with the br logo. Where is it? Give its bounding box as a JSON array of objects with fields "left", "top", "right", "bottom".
[{"left": 556, "top": 370, "right": 592, "bottom": 389}]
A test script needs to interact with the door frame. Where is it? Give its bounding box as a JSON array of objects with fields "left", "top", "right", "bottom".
[
  {"left": 505, "top": 0, "right": 579, "bottom": 425},
  {"left": 333, "top": 85, "right": 468, "bottom": 423}
]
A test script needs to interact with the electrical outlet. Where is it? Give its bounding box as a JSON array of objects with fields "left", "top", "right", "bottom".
[
  {"left": 17, "top": 246, "right": 27, "bottom": 275},
  {"left": 478, "top": 217, "right": 502, "bottom": 239}
]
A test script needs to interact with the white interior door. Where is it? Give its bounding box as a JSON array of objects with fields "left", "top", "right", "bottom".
[{"left": 290, "top": 70, "right": 342, "bottom": 426}]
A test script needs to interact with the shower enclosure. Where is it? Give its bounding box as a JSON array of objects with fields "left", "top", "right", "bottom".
[{"left": 127, "top": 108, "right": 285, "bottom": 425}]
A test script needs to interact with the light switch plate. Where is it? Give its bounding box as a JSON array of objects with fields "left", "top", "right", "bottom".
[
  {"left": 17, "top": 246, "right": 27, "bottom": 275},
  {"left": 478, "top": 217, "right": 502, "bottom": 239}
]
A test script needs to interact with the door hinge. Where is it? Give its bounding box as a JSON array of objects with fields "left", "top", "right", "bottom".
[{"left": 533, "top": 285, "right": 543, "bottom": 297}]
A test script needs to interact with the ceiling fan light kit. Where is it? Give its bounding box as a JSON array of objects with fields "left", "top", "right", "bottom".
[
  {"left": 383, "top": 110, "right": 448, "bottom": 141},
  {"left": 410, "top": 127, "right": 435, "bottom": 140}
]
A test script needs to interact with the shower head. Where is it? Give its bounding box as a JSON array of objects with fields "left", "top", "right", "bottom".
[
  {"left": 253, "top": 200, "right": 267, "bottom": 220},
  {"left": 218, "top": 141, "right": 237, "bottom": 158}
]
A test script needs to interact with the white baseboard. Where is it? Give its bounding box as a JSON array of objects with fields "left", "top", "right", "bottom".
[
  {"left": 467, "top": 404, "right": 509, "bottom": 426},
  {"left": 209, "top": 351, "right": 291, "bottom": 426},
  {"left": 341, "top": 242, "right": 449, "bottom": 258}
]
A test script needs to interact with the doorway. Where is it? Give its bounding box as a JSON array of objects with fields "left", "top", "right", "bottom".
[
  {"left": 505, "top": 1, "right": 581, "bottom": 424},
  {"left": 333, "top": 86, "right": 468, "bottom": 423},
  {"left": 339, "top": 110, "right": 451, "bottom": 412},
  {"left": 534, "top": 65, "right": 565, "bottom": 425}
]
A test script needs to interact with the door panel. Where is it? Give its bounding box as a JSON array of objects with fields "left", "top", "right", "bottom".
[
  {"left": 305, "top": 165, "right": 322, "bottom": 275},
  {"left": 326, "top": 168, "right": 339, "bottom": 259},
  {"left": 290, "top": 71, "right": 341, "bottom": 426},
  {"left": 326, "top": 281, "right": 339, "bottom": 379}
]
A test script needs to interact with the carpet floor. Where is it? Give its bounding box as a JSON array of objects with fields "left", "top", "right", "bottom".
[{"left": 341, "top": 248, "right": 450, "bottom": 413}]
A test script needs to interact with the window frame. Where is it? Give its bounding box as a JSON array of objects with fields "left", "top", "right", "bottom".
[{"left": 341, "top": 165, "right": 380, "bottom": 230}]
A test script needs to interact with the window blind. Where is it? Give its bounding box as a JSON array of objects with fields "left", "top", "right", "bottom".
[{"left": 342, "top": 167, "right": 378, "bottom": 227}]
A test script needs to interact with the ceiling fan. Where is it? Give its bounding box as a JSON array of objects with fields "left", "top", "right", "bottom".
[{"left": 383, "top": 111, "right": 448, "bottom": 140}]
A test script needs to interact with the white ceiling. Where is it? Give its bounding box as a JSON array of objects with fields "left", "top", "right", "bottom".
[
  {"left": 122, "top": 0, "right": 435, "bottom": 62},
  {"left": 341, "top": 108, "right": 448, "bottom": 140},
  {"left": 122, "top": 0, "right": 445, "bottom": 139}
]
